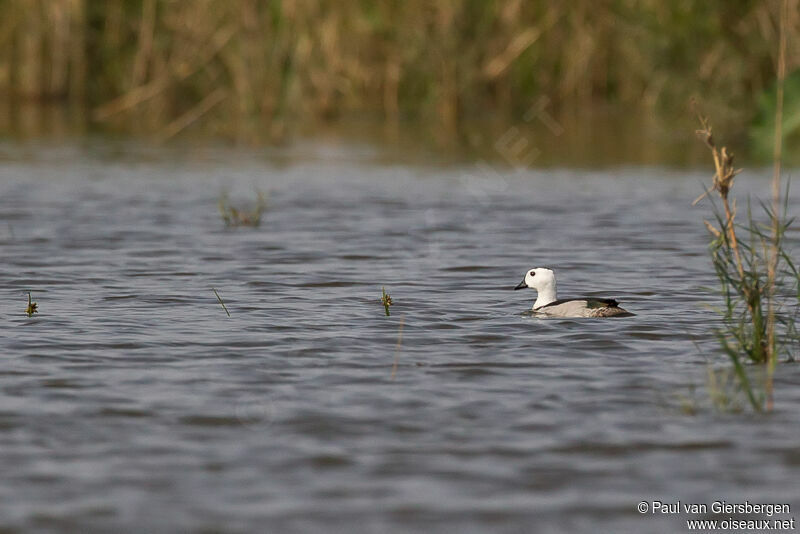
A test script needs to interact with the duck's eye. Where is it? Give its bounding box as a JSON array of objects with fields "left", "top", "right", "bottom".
[{"left": 529, "top": 271, "right": 535, "bottom": 277}]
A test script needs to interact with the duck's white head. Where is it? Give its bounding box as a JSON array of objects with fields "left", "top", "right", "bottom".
[{"left": 514, "top": 267, "right": 557, "bottom": 307}]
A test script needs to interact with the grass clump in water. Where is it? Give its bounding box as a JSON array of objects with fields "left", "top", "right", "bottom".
[
  {"left": 25, "top": 292, "right": 38, "bottom": 317},
  {"left": 219, "top": 190, "right": 267, "bottom": 227},
  {"left": 695, "top": 114, "right": 797, "bottom": 411},
  {"left": 693, "top": 1, "right": 796, "bottom": 412},
  {"left": 380, "top": 287, "right": 393, "bottom": 316}
]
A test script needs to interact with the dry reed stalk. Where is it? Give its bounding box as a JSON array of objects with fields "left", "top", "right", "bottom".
[
  {"left": 157, "top": 88, "right": 227, "bottom": 141},
  {"left": 482, "top": 25, "right": 541, "bottom": 79},
  {"left": 93, "top": 77, "right": 171, "bottom": 121},
  {"left": 765, "top": 0, "right": 790, "bottom": 409},
  {"left": 93, "top": 24, "right": 236, "bottom": 120},
  {"left": 383, "top": 59, "right": 401, "bottom": 123},
  {"left": 18, "top": 2, "right": 43, "bottom": 99},
  {"left": 3, "top": 1, "right": 800, "bottom": 140},
  {"left": 68, "top": 0, "right": 86, "bottom": 103},
  {"left": 482, "top": 16, "right": 556, "bottom": 81},
  {"left": 131, "top": 0, "right": 157, "bottom": 88},
  {"left": 48, "top": 0, "right": 70, "bottom": 97},
  {"left": 693, "top": 117, "right": 744, "bottom": 279}
]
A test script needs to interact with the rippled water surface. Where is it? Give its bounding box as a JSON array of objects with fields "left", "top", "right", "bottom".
[{"left": 1, "top": 144, "right": 799, "bottom": 533}]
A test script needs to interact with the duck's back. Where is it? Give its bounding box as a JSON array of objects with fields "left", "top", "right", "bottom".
[{"left": 534, "top": 298, "right": 634, "bottom": 318}]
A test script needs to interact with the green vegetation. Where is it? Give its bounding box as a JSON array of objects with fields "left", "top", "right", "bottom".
[
  {"left": 212, "top": 288, "right": 231, "bottom": 317},
  {"left": 0, "top": 1, "right": 797, "bottom": 157},
  {"left": 751, "top": 70, "right": 800, "bottom": 161},
  {"left": 694, "top": 0, "right": 796, "bottom": 413},
  {"left": 380, "top": 287, "right": 393, "bottom": 317},
  {"left": 25, "top": 291, "right": 38, "bottom": 317},
  {"left": 696, "top": 122, "right": 796, "bottom": 411},
  {"left": 218, "top": 190, "right": 267, "bottom": 227},
  {"left": 696, "top": 116, "right": 797, "bottom": 411}
]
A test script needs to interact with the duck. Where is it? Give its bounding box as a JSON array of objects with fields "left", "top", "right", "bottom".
[{"left": 514, "top": 267, "right": 634, "bottom": 317}]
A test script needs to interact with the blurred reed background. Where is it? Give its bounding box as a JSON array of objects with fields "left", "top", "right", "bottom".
[{"left": 0, "top": 0, "right": 797, "bottom": 162}]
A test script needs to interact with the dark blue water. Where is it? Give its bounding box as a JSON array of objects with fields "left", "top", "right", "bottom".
[{"left": 1, "top": 143, "right": 798, "bottom": 533}]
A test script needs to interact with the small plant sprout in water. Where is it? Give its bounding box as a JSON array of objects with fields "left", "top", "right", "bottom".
[
  {"left": 218, "top": 189, "right": 267, "bottom": 227},
  {"left": 212, "top": 288, "right": 231, "bottom": 317},
  {"left": 381, "top": 287, "right": 393, "bottom": 316},
  {"left": 25, "top": 292, "right": 38, "bottom": 317}
]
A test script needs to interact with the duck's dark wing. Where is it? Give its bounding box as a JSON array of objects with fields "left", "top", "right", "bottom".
[
  {"left": 585, "top": 298, "right": 620, "bottom": 309},
  {"left": 538, "top": 297, "right": 620, "bottom": 310}
]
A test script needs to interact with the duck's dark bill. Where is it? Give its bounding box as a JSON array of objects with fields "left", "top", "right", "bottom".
[{"left": 514, "top": 280, "right": 527, "bottom": 290}]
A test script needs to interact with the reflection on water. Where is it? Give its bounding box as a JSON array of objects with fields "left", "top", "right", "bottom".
[
  {"left": 0, "top": 101, "right": 743, "bottom": 168},
  {"left": 0, "top": 102, "right": 87, "bottom": 142},
  {"left": 0, "top": 144, "right": 798, "bottom": 533}
]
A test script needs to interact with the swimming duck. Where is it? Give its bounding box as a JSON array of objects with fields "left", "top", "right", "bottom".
[{"left": 514, "top": 268, "right": 634, "bottom": 317}]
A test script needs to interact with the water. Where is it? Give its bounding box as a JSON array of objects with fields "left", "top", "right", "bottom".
[{"left": 1, "top": 143, "right": 799, "bottom": 533}]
